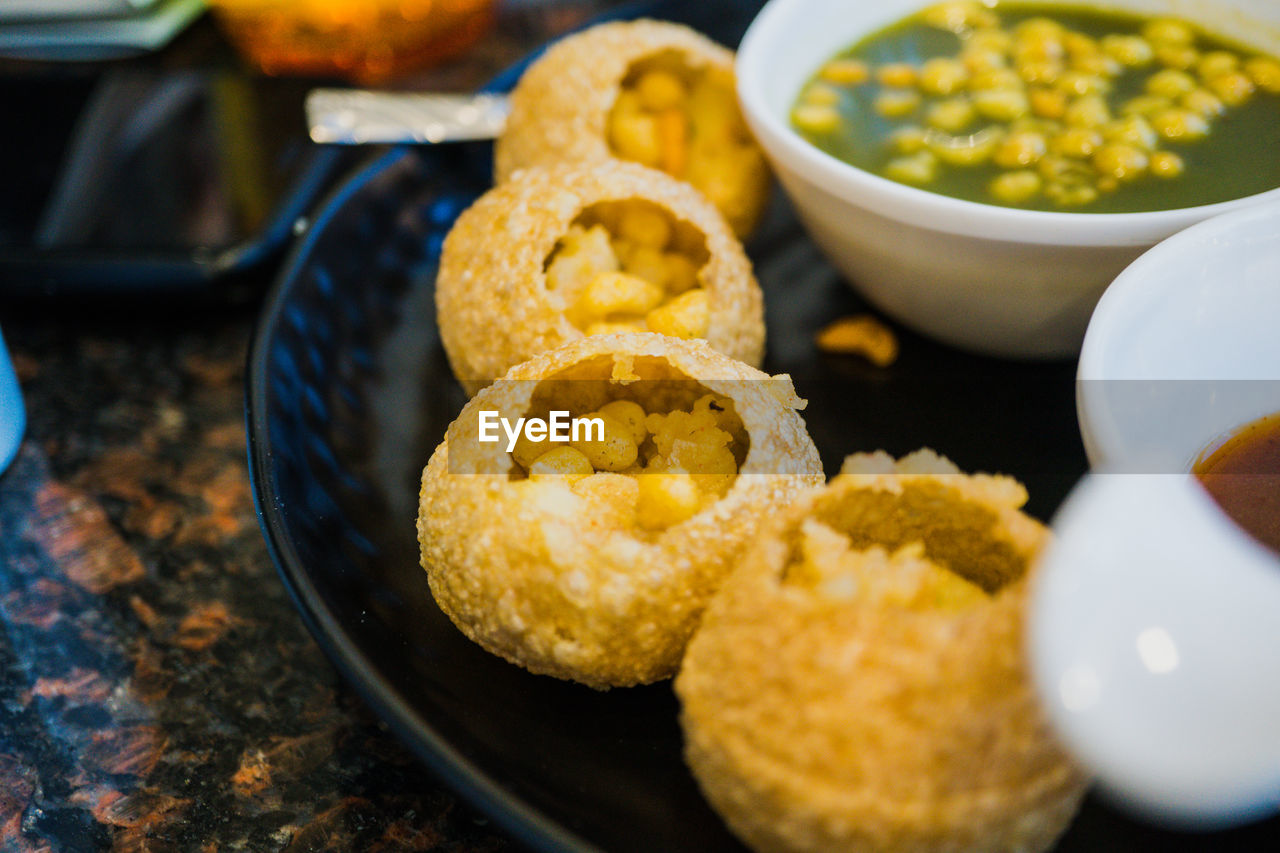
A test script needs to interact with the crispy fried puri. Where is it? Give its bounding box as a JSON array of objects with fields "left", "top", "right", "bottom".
[
  {"left": 418, "top": 333, "right": 823, "bottom": 690},
  {"left": 676, "top": 450, "right": 1088, "bottom": 853},
  {"left": 436, "top": 160, "right": 763, "bottom": 396},
  {"left": 494, "top": 19, "right": 770, "bottom": 237}
]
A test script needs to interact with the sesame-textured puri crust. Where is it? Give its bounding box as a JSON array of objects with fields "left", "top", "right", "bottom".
[
  {"left": 417, "top": 334, "right": 823, "bottom": 690},
  {"left": 494, "top": 19, "right": 733, "bottom": 182},
  {"left": 676, "top": 453, "right": 1088, "bottom": 853},
  {"left": 435, "top": 160, "right": 764, "bottom": 396}
]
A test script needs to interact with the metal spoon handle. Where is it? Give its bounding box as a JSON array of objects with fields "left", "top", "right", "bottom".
[{"left": 306, "top": 89, "right": 510, "bottom": 144}]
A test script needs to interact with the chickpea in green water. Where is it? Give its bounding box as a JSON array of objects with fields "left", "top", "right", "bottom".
[{"left": 791, "top": 2, "right": 1280, "bottom": 212}]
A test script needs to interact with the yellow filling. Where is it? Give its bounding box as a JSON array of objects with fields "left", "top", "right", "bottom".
[
  {"left": 513, "top": 393, "right": 741, "bottom": 531},
  {"left": 544, "top": 200, "right": 711, "bottom": 341},
  {"left": 787, "top": 518, "right": 987, "bottom": 610},
  {"left": 607, "top": 52, "right": 769, "bottom": 236}
]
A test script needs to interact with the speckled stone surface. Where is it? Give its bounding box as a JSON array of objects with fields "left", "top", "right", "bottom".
[
  {"left": 0, "top": 314, "right": 513, "bottom": 852},
  {"left": 0, "top": 4, "right": 617, "bottom": 850}
]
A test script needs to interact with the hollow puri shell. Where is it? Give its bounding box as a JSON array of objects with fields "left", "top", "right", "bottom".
[
  {"left": 493, "top": 19, "right": 770, "bottom": 237},
  {"left": 436, "top": 160, "right": 764, "bottom": 396},
  {"left": 676, "top": 450, "right": 1089, "bottom": 853},
  {"left": 417, "top": 333, "right": 824, "bottom": 690}
]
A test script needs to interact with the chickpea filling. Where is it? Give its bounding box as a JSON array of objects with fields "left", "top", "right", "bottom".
[
  {"left": 792, "top": 1, "right": 1280, "bottom": 210},
  {"left": 544, "top": 200, "right": 712, "bottom": 340},
  {"left": 607, "top": 52, "right": 768, "bottom": 233},
  {"left": 786, "top": 519, "right": 989, "bottom": 610},
  {"left": 508, "top": 357, "right": 748, "bottom": 532},
  {"left": 782, "top": 479, "right": 1030, "bottom": 606}
]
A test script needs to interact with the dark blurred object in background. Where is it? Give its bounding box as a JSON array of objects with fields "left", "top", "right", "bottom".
[
  {"left": 0, "top": 66, "right": 351, "bottom": 301},
  {"left": 0, "top": 0, "right": 204, "bottom": 62}
]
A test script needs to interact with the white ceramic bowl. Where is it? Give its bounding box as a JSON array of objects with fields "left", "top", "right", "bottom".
[
  {"left": 1077, "top": 197, "right": 1280, "bottom": 470},
  {"left": 736, "top": 0, "right": 1280, "bottom": 357},
  {"left": 1031, "top": 198, "right": 1280, "bottom": 826}
]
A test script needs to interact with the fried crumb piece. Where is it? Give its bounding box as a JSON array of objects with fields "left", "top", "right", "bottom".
[{"left": 814, "top": 314, "right": 900, "bottom": 366}]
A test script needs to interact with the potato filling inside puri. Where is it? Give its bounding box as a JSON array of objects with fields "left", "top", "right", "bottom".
[
  {"left": 544, "top": 200, "right": 712, "bottom": 340},
  {"left": 507, "top": 355, "right": 748, "bottom": 532},
  {"left": 782, "top": 480, "right": 1030, "bottom": 608},
  {"left": 606, "top": 51, "right": 768, "bottom": 232}
]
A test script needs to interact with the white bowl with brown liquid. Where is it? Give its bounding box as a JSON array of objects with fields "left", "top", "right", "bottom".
[{"left": 1032, "top": 197, "right": 1280, "bottom": 827}]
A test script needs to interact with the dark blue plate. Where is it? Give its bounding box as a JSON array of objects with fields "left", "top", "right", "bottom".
[{"left": 246, "top": 2, "right": 1280, "bottom": 850}]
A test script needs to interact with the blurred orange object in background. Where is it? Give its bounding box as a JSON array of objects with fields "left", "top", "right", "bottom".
[{"left": 210, "top": 0, "right": 497, "bottom": 83}]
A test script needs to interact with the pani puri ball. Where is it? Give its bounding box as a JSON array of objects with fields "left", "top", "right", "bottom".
[
  {"left": 436, "top": 160, "right": 763, "bottom": 396},
  {"left": 676, "top": 449, "right": 1088, "bottom": 853},
  {"left": 417, "top": 333, "right": 823, "bottom": 690},
  {"left": 494, "top": 19, "right": 771, "bottom": 238}
]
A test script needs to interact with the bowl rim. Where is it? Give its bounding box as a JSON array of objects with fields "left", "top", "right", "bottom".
[
  {"left": 1074, "top": 195, "right": 1280, "bottom": 466},
  {"left": 736, "top": 0, "right": 1280, "bottom": 245},
  {"left": 1078, "top": 194, "right": 1280, "bottom": 381}
]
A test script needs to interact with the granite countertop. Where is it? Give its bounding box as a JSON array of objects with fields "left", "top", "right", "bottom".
[
  {"left": 2, "top": 314, "right": 512, "bottom": 852},
  {"left": 0, "top": 3, "right": 613, "bottom": 849}
]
